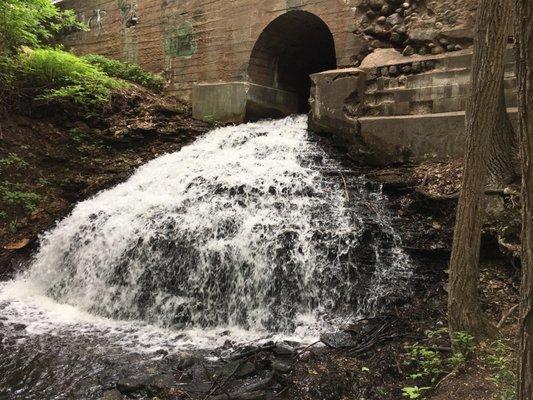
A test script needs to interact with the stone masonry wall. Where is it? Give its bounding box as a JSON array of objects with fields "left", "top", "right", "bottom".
[{"left": 59, "top": 0, "right": 478, "bottom": 101}]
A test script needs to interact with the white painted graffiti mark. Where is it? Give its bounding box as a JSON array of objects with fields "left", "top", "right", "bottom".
[{"left": 88, "top": 9, "right": 107, "bottom": 36}]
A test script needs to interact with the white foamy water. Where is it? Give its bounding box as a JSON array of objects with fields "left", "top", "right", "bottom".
[{"left": 0, "top": 116, "right": 412, "bottom": 351}]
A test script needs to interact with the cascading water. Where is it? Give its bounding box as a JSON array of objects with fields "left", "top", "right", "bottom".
[{"left": 0, "top": 116, "right": 412, "bottom": 346}]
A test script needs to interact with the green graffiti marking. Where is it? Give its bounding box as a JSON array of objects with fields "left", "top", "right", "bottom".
[{"left": 165, "top": 22, "right": 197, "bottom": 57}]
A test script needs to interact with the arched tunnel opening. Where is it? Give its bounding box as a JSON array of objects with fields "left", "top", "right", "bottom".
[{"left": 247, "top": 11, "right": 337, "bottom": 118}]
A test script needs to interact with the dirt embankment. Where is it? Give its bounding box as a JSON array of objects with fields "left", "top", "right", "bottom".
[{"left": 0, "top": 88, "right": 210, "bottom": 279}]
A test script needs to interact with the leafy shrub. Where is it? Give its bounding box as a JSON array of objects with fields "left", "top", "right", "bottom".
[
  {"left": 82, "top": 54, "right": 165, "bottom": 92},
  {"left": 0, "top": 0, "right": 83, "bottom": 53},
  {"left": 488, "top": 340, "right": 516, "bottom": 400},
  {"left": 18, "top": 48, "right": 127, "bottom": 112},
  {"left": 0, "top": 183, "right": 43, "bottom": 213}
]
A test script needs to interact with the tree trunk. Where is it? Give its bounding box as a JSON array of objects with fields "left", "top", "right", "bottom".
[
  {"left": 447, "top": 0, "right": 510, "bottom": 338},
  {"left": 515, "top": 0, "right": 533, "bottom": 397},
  {"left": 488, "top": 82, "right": 517, "bottom": 187}
]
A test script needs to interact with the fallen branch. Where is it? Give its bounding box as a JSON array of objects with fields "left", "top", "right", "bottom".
[
  {"left": 340, "top": 173, "right": 350, "bottom": 202},
  {"left": 497, "top": 304, "right": 519, "bottom": 328}
]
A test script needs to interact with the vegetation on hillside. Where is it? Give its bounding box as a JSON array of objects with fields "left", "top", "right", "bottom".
[{"left": 0, "top": 0, "right": 164, "bottom": 116}]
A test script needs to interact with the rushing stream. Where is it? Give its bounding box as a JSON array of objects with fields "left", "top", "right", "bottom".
[{"left": 0, "top": 116, "right": 413, "bottom": 398}]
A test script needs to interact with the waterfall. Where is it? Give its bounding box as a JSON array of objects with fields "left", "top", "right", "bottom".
[{"left": 1, "top": 116, "right": 412, "bottom": 342}]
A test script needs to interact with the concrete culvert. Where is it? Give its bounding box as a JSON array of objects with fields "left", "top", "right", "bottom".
[{"left": 248, "top": 11, "right": 337, "bottom": 116}]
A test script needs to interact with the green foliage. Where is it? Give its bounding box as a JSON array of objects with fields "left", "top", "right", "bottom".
[
  {"left": 402, "top": 386, "right": 431, "bottom": 399},
  {"left": 18, "top": 48, "right": 127, "bottom": 112},
  {"left": 0, "top": 153, "right": 28, "bottom": 168},
  {"left": 488, "top": 340, "right": 516, "bottom": 400},
  {"left": 452, "top": 331, "right": 475, "bottom": 356},
  {"left": 0, "top": 211, "right": 7, "bottom": 220},
  {"left": 82, "top": 54, "right": 165, "bottom": 92},
  {"left": 0, "top": 182, "right": 43, "bottom": 212},
  {"left": 0, "top": 0, "right": 84, "bottom": 53},
  {"left": 406, "top": 344, "right": 445, "bottom": 384}
]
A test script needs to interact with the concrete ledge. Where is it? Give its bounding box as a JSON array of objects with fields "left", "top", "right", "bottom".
[
  {"left": 359, "top": 108, "right": 518, "bottom": 164},
  {"left": 192, "top": 82, "right": 299, "bottom": 124},
  {"left": 309, "top": 68, "right": 367, "bottom": 146}
]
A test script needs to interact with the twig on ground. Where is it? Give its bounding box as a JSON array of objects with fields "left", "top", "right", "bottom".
[{"left": 497, "top": 304, "right": 519, "bottom": 328}]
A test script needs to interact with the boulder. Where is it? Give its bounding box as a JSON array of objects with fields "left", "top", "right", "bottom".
[
  {"left": 321, "top": 331, "right": 358, "bottom": 349},
  {"left": 360, "top": 48, "right": 405, "bottom": 68},
  {"left": 386, "top": 12, "right": 403, "bottom": 26}
]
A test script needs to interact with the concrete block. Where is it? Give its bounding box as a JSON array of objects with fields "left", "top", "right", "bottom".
[
  {"left": 358, "top": 109, "right": 518, "bottom": 165},
  {"left": 308, "top": 68, "right": 367, "bottom": 146},
  {"left": 192, "top": 82, "right": 298, "bottom": 124}
]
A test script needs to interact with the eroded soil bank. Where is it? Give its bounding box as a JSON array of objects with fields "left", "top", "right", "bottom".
[{"left": 0, "top": 95, "right": 522, "bottom": 400}]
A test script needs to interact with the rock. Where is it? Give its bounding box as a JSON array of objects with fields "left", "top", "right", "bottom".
[
  {"left": 402, "top": 2, "right": 410, "bottom": 9},
  {"left": 12, "top": 323, "right": 26, "bottom": 331},
  {"left": 321, "top": 331, "right": 358, "bottom": 349},
  {"left": 402, "top": 45, "right": 415, "bottom": 56},
  {"left": 390, "top": 32, "right": 403, "bottom": 44},
  {"left": 431, "top": 45, "right": 445, "bottom": 55},
  {"left": 377, "top": 16, "right": 387, "bottom": 24},
  {"left": 454, "top": 44, "right": 463, "bottom": 51},
  {"left": 388, "top": 65, "right": 399, "bottom": 76},
  {"left": 273, "top": 343, "right": 295, "bottom": 356},
  {"left": 369, "top": 0, "right": 384, "bottom": 11},
  {"left": 386, "top": 12, "right": 403, "bottom": 26},
  {"left": 218, "top": 360, "right": 258, "bottom": 379},
  {"left": 380, "top": 4, "right": 391, "bottom": 15},
  {"left": 271, "top": 359, "right": 293, "bottom": 374},
  {"left": 400, "top": 65, "right": 412, "bottom": 74},
  {"left": 435, "top": 21, "right": 443, "bottom": 29},
  {"left": 447, "top": 44, "right": 455, "bottom": 51},
  {"left": 418, "top": 46, "right": 427, "bottom": 55},
  {"left": 116, "top": 373, "right": 175, "bottom": 396},
  {"left": 412, "top": 61, "right": 422, "bottom": 73},
  {"left": 366, "top": 9, "right": 376, "bottom": 19},
  {"left": 361, "top": 48, "right": 405, "bottom": 68},
  {"left": 380, "top": 66, "right": 390, "bottom": 76},
  {"left": 102, "top": 389, "right": 124, "bottom": 400},
  {"left": 409, "top": 27, "right": 439, "bottom": 42},
  {"left": 117, "top": 377, "right": 147, "bottom": 395},
  {"left": 439, "top": 38, "right": 449, "bottom": 46}
]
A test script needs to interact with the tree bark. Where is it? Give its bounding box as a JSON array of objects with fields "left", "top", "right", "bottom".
[
  {"left": 515, "top": 0, "right": 533, "bottom": 397},
  {"left": 447, "top": 0, "right": 510, "bottom": 338},
  {"left": 488, "top": 82, "right": 518, "bottom": 187}
]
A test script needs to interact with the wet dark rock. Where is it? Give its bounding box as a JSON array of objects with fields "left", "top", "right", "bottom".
[
  {"left": 388, "top": 65, "right": 399, "bottom": 76},
  {"left": 273, "top": 343, "right": 295, "bottom": 356},
  {"left": 271, "top": 359, "right": 293, "bottom": 374},
  {"left": 102, "top": 389, "right": 124, "bottom": 400},
  {"left": 116, "top": 373, "right": 175, "bottom": 396},
  {"left": 320, "top": 331, "right": 358, "bottom": 349},
  {"left": 218, "top": 360, "right": 258, "bottom": 379},
  {"left": 11, "top": 323, "right": 26, "bottom": 331},
  {"left": 412, "top": 61, "right": 422, "bottom": 73}
]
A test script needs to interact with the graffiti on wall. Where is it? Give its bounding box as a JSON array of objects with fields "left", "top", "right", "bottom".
[
  {"left": 88, "top": 9, "right": 107, "bottom": 36},
  {"left": 118, "top": 0, "right": 139, "bottom": 31},
  {"left": 165, "top": 22, "right": 197, "bottom": 57}
]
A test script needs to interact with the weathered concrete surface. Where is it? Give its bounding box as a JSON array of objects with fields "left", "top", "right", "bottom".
[
  {"left": 359, "top": 109, "right": 519, "bottom": 164},
  {"left": 308, "top": 68, "right": 367, "bottom": 144},
  {"left": 192, "top": 82, "right": 298, "bottom": 124},
  {"left": 308, "top": 48, "right": 518, "bottom": 165}
]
